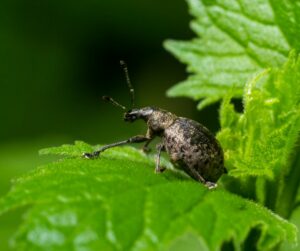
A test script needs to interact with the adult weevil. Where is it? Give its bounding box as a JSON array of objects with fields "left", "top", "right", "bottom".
[{"left": 83, "top": 61, "right": 227, "bottom": 189}]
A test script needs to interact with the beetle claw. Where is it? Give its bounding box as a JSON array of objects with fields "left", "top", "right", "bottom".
[
  {"left": 205, "top": 181, "right": 217, "bottom": 189},
  {"left": 142, "top": 146, "right": 152, "bottom": 153},
  {"left": 82, "top": 153, "right": 93, "bottom": 159},
  {"left": 155, "top": 166, "right": 166, "bottom": 173},
  {"left": 82, "top": 152, "right": 99, "bottom": 159}
]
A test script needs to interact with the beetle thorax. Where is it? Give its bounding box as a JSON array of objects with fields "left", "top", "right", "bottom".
[{"left": 147, "top": 109, "right": 177, "bottom": 133}]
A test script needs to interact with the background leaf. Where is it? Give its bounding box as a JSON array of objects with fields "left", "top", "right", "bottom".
[
  {"left": 217, "top": 52, "right": 300, "bottom": 179},
  {"left": 217, "top": 52, "right": 300, "bottom": 218},
  {"left": 280, "top": 205, "right": 300, "bottom": 251},
  {"left": 0, "top": 142, "right": 296, "bottom": 251},
  {"left": 164, "top": 0, "right": 300, "bottom": 109}
]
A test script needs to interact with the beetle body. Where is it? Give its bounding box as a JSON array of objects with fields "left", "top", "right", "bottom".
[
  {"left": 83, "top": 61, "right": 226, "bottom": 188},
  {"left": 125, "top": 107, "right": 226, "bottom": 184}
]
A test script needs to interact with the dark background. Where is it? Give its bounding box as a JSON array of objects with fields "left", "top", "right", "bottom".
[{"left": 0, "top": 1, "right": 219, "bottom": 249}]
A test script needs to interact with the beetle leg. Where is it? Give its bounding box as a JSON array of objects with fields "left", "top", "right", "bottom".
[
  {"left": 142, "top": 138, "right": 153, "bottom": 153},
  {"left": 142, "top": 128, "right": 155, "bottom": 153},
  {"left": 184, "top": 166, "right": 217, "bottom": 189},
  {"left": 155, "top": 143, "right": 166, "bottom": 173},
  {"left": 83, "top": 135, "right": 150, "bottom": 159}
]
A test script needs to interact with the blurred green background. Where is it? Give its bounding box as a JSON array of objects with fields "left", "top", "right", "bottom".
[{"left": 0, "top": 0, "right": 220, "bottom": 249}]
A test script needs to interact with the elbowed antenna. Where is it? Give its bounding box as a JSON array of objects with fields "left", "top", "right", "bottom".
[
  {"left": 120, "top": 60, "right": 135, "bottom": 109},
  {"left": 102, "top": 96, "right": 126, "bottom": 111}
]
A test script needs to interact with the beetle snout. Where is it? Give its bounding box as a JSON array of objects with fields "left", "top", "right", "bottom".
[{"left": 124, "top": 111, "right": 138, "bottom": 122}]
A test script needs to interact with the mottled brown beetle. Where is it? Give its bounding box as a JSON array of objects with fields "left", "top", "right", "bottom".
[{"left": 83, "top": 61, "right": 227, "bottom": 189}]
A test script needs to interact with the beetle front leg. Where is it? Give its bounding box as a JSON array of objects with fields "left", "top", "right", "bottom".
[
  {"left": 142, "top": 138, "right": 153, "bottom": 153},
  {"left": 142, "top": 128, "right": 155, "bottom": 153},
  {"left": 155, "top": 143, "right": 166, "bottom": 173},
  {"left": 83, "top": 135, "right": 150, "bottom": 159}
]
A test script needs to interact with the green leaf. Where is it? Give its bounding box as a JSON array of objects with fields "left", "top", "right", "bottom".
[
  {"left": 280, "top": 205, "right": 300, "bottom": 251},
  {"left": 217, "top": 51, "right": 300, "bottom": 181},
  {"left": 164, "top": 0, "right": 300, "bottom": 109},
  {"left": 0, "top": 142, "right": 296, "bottom": 250}
]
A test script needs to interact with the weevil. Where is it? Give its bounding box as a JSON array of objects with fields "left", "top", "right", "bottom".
[{"left": 83, "top": 61, "right": 226, "bottom": 189}]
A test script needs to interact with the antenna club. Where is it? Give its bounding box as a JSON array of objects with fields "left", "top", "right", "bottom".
[
  {"left": 102, "top": 96, "right": 110, "bottom": 102},
  {"left": 120, "top": 60, "right": 126, "bottom": 67},
  {"left": 102, "top": 95, "right": 126, "bottom": 110}
]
